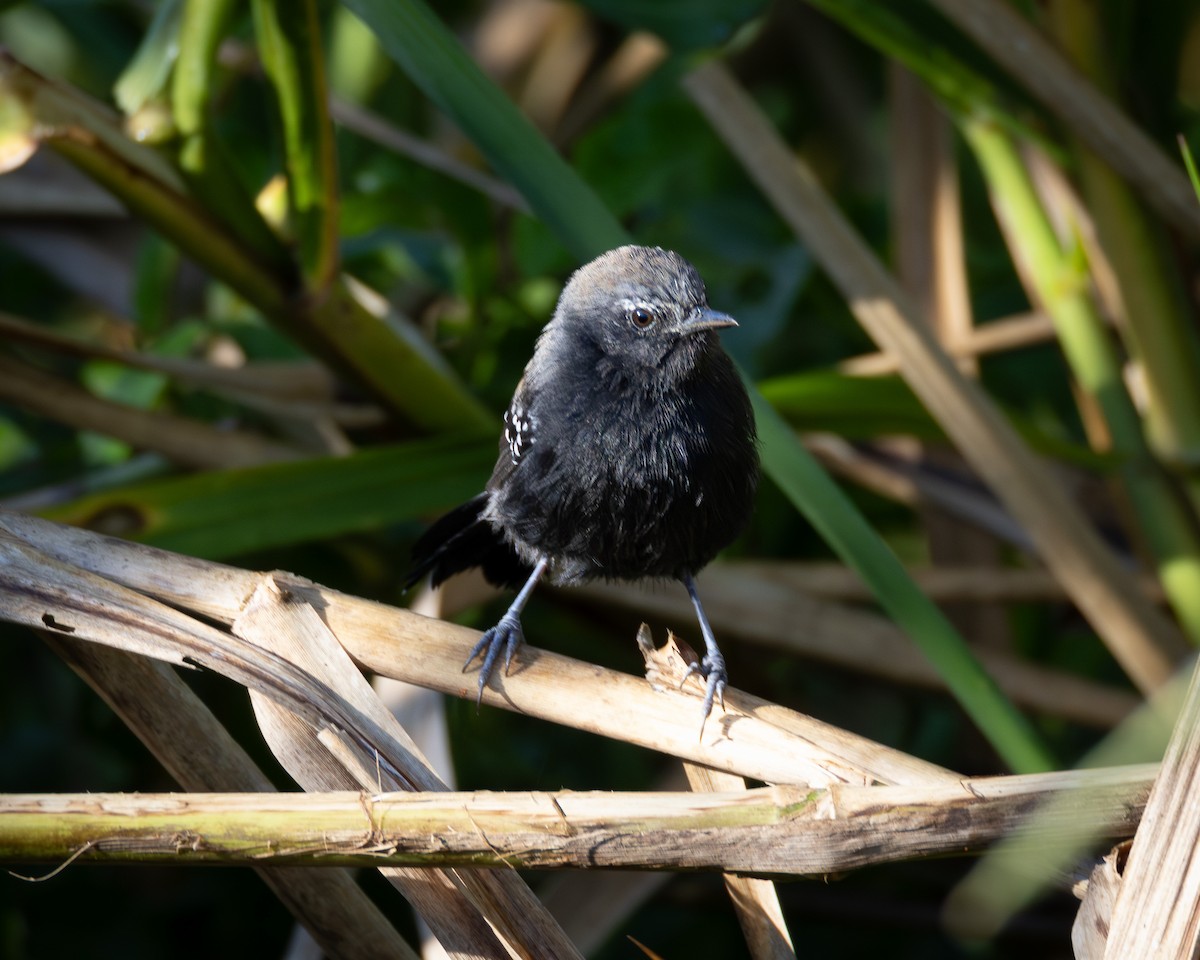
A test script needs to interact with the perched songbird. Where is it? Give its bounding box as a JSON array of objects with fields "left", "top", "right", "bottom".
[{"left": 406, "top": 245, "right": 759, "bottom": 721}]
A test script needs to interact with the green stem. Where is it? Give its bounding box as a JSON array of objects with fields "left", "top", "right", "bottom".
[
  {"left": 965, "top": 119, "right": 1200, "bottom": 645},
  {"left": 1041, "top": 0, "right": 1200, "bottom": 486},
  {"left": 172, "top": 0, "right": 299, "bottom": 278},
  {"left": 252, "top": 0, "right": 341, "bottom": 289}
]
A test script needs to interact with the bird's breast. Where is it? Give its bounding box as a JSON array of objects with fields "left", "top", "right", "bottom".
[{"left": 489, "top": 381, "right": 757, "bottom": 583}]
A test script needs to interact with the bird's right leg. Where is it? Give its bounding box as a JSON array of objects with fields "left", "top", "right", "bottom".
[
  {"left": 463, "top": 556, "right": 548, "bottom": 705},
  {"left": 681, "top": 573, "right": 728, "bottom": 729}
]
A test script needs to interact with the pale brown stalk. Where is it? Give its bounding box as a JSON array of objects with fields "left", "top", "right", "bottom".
[{"left": 0, "top": 766, "right": 1152, "bottom": 873}]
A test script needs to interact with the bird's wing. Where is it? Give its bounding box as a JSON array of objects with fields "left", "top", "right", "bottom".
[{"left": 490, "top": 375, "right": 537, "bottom": 489}]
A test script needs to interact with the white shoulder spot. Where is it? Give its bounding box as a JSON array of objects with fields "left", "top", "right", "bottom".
[{"left": 503, "top": 400, "right": 536, "bottom": 465}]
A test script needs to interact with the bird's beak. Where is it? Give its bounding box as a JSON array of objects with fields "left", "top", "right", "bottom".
[{"left": 680, "top": 306, "right": 738, "bottom": 332}]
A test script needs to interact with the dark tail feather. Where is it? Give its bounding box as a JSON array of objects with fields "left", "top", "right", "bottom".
[{"left": 405, "top": 493, "right": 531, "bottom": 591}]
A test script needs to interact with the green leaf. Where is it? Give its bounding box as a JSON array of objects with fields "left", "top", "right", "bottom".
[
  {"left": 1181, "top": 134, "right": 1200, "bottom": 204},
  {"left": 761, "top": 368, "right": 1113, "bottom": 468},
  {"left": 329, "top": 7, "right": 390, "bottom": 103},
  {"left": 761, "top": 369, "right": 947, "bottom": 440},
  {"left": 43, "top": 436, "right": 495, "bottom": 560}
]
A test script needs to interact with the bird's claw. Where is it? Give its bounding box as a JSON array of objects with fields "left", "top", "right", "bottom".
[
  {"left": 681, "top": 650, "right": 727, "bottom": 730},
  {"left": 463, "top": 614, "right": 525, "bottom": 706}
]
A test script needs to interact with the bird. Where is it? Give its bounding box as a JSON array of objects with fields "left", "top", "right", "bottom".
[{"left": 406, "top": 245, "right": 759, "bottom": 723}]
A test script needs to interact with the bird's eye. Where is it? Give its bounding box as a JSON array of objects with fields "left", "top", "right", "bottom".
[{"left": 630, "top": 305, "right": 657, "bottom": 328}]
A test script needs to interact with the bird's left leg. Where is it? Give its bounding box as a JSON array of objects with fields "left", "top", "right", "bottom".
[
  {"left": 681, "top": 573, "right": 727, "bottom": 722},
  {"left": 464, "top": 556, "right": 548, "bottom": 705}
]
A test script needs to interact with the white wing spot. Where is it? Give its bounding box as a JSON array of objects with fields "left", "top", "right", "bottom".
[{"left": 504, "top": 403, "right": 535, "bottom": 464}]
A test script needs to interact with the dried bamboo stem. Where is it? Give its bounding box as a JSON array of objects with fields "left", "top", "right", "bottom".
[
  {"left": 683, "top": 762, "right": 796, "bottom": 960},
  {"left": 804, "top": 434, "right": 1033, "bottom": 549},
  {"left": 728, "top": 560, "right": 1140, "bottom": 604},
  {"left": 1101, "top": 657, "right": 1200, "bottom": 957},
  {"left": 0, "top": 310, "right": 337, "bottom": 401},
  {"left": 233, "top": 575, "right": 582, "bottom": 960},
  {"left": 0, "top": 510, "right": 953, "bottom": 788},
  {"left": 44, "top": 636, "right": 418, "bottom": 960},
  {"left": 0, "top": 766, "right": 1152, "bottom": 874},
  {"left": 577, "top": 570, "right": 1139, "bottom": 729},
  {"left": 0, "top": 355, "right": 304, "bottom": 468}
]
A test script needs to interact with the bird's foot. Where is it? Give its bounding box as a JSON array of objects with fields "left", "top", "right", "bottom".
[
  {"left": 681, "top": 649, "right": 727, "bottom": 728},
  {"left": 463, "top": 614, "right": 525, "bottom": 706}
]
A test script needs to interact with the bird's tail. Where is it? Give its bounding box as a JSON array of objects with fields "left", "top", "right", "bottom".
[{"left": 405, "top": 494, "right": 531, "bottom": 591}]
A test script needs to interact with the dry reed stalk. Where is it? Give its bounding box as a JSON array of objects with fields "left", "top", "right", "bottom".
[
  {"left": 730, "top": 560, "right": 1097, "bottom": 604},
  {"left": 0, "top": 310, "right": 381, "bottom": 430},
  {"left": 838, "top": 311, "right": 1057, "bottom": 376},
  {"left": 0, "top": 766, "right": 1153, "bottom": 873},
  {"left": 0, "top": 310, "right": 338, "bottom": 400},
  {"left": 803, "top": 433, "right": 1033, "bottom": 549},
  {"left": 235, "top": 577, "right": 584, "bottom": 960},
  {"left": 1097, "top": 657, "right": 1200, "bottom": 957},
  {"left": 554, "top": 32, "right": 667, "bottom": 144},
  {"left": 0, "top": 510, "right": 954, "bottom": 788},
  {"left": 1072, "top": 845, "right": 1125, "bottom": 959},
  {"left": 43, "top": 636, "right": 418, "bottom": 960},
  {"left": 577, "top": 570, "right": 1139, "bottom": 729},
  {"left": 0, "top": 356, "right": 304, "bottom": 468},
  {"left": 535, "top": 771, "right": 683, "bottom": 953},
  {"left": 683, "top": 762, "right": 797, "bottom": 960},
  {"left": 330, "top": 97, "right": 528, "bottom": 211},
  {"left": 891, "top": 64, "right": 1012, "bottom": 657},
  {"left": 0, "top": 518, "right": 581, "bottom": 958}
]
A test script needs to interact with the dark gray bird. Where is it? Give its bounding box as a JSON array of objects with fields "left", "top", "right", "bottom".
[{"left": 406, "top": 245, "right": 759, "bottom": 721}]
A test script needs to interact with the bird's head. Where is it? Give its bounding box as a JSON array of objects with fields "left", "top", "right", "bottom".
[{"left": 543, "top": 246, "right": 737, "bottom": 387}]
